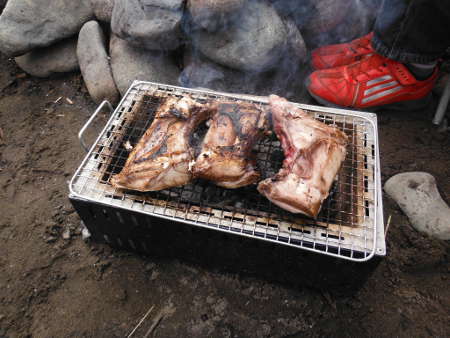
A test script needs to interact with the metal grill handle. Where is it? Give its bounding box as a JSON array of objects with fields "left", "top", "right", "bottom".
[{"left": 79, "top": 100, "right": 113, "bottom": 152}]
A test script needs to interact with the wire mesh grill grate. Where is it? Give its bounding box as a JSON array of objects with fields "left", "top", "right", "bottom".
[{"left": 70, "top": 81, "right": 384, "bottom": 261}]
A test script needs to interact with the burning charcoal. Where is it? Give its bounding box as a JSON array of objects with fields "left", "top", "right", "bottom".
[
  {"left": 200, "top": 185, "right": 240, "bottom": 207},
  {"left": 187, "top": 0, "right": 246, "bottom": 32},
  {"left": 191, "top": 0, "right": 288, "bottom": 72},
  {"left": 111, "top": 0, "right": 184, "bottom": 51}
]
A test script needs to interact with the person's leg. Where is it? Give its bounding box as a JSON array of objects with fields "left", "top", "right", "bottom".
[
  {"left": 307, "top": 0, "right": 450, "bottom": 110},
  {"left": 372, "top": 0, "right": 450, "bottom": 81},
  {"left": 372, "top": 0, "right": 450, "bottom": 64}
]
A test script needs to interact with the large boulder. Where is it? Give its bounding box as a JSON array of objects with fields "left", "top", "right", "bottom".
[
  {"left": 180, "top": 43, "right": 307, "bottom": 99},
  {"left": 111, "top": 0, "right": 184, "bottom": 51},
  {"left": 384, "top": 172, "right": 450, "bottom": 241},
  {"left": 77, "top": 21, "right": 120, "bottom": 104},
  {"left": 301, "top": 0, "right": 380, "bottom": 48},
  {"left": 0, "top": 0, "right": 93, "bottom": 57},
  {"left": 187, "top": 0, "right": 246, "bottom": 32},
  {"left": 15, "top": 37, "right": 79, "bottom": 78},
  {"left": 284, "top": 18, "right": 307, "bottom": 63},
  {"left": 90, "top": 0, "right": 115, "bottom": 22},
  {"left": 179, "top": 49, "right": 250, "bottom": 93},
  {"left": 191, "top": 0, "right": 289, "bottom": 72},
  {"left": 303, "top": 0, "right": 352, "bottom": 35},
  {"left": 110, "top": 35, "right": 180, "bottom": 95}
]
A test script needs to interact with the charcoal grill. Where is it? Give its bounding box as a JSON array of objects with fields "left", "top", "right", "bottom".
[{"left": 69, "top": 81, "right": 386, "bottom": 262}]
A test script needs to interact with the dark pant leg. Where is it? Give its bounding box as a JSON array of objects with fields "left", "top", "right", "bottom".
[{"left": 372, "top": 0, "right": 450, "bottom": 63}]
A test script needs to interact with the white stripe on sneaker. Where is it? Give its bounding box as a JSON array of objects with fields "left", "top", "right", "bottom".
[
  {"left": 362, "top": 86, "right": 402, "bottom": 104},
  {"left": 366, "top": 75, "right": 393, "bottom": 87},
  {"left": 364, "top": 80, "right": 399, "bottom": 96}
]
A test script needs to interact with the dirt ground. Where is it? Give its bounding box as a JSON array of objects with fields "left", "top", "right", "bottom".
[{"left": 0, "top": 49, "right": 449, "bottom": 338}]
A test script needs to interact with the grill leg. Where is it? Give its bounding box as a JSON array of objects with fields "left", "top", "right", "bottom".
[{"left": 433, "top": 75, "right": 450, "bottom": 125}]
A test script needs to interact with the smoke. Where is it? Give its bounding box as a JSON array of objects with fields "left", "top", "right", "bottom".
[
  {"left": 301, "top": 0, "right": 381, "bottom": 48},
  {"left": 179, "top": 0, "right": 382, "bottom": 100}
]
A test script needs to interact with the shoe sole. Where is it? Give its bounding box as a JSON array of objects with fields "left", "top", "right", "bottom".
[{"left": 305, "top": 77, "right": 434, "bottom": 113}]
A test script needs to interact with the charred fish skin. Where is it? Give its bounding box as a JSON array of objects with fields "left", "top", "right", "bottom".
[
  {"left": 192, "top": 101, "right": 270, "bottom": 189},
  {"left": 258, "top": 95, "right": 348, "bottom": 218},
  {"left": 111, "top": 96, "right": 214, "bottom": 192}
]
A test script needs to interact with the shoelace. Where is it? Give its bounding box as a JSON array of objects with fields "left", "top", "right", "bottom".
[
  {"left": 349, "top": 55, "right": 388, "bottom": 82},
  {"left": 350, "top": 43, "right": 371, "bottom": 54},
  {"left": 349, "top": 34, "right": 373, "bottom": 54}
]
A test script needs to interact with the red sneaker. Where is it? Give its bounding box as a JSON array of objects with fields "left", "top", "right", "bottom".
[
  {"left": 306, "top": 53, "right": 438, "bottom": 110},
  {"left": 311, "top": 33, "right": 374, "bottom": 70}
]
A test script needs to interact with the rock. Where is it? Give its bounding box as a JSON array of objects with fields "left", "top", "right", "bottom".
[
  {"left": 81, "top": 225, "right": 91, "bottom": 241},
  {"left": 45, "top": 236, "right": 57, "bottom": 243},
  {"left": 191, "top": 1, "right": 288, "bottom": 72},
  {"left": 110, "top": 35, "right": 180, "bottom": 95},
  {"left": 62, "top": 229, "right": 71, "bottom": 240},
  {"left": 303, "top": 0, "right": 352, "bottom": 35},
  {"left": 284, "top": 18, "right": 307, "bottom": 63},
  {"left": 15, "top": 37, "right": 79, "bottom": 78},
  {"left": 256, "top": 323, "right": 271, "bottom": 337},
  {"left": 384, "top": 172, "right": 450, "bottom": 240},
  {"left": 180, "top": 44, "right": 307, "bottom": 98},
  {"left": 111, "top": 0, "right": 184, "bottom": 51},
  {"left": 115, "top": 288, "right": 128, "bottom": 302},
  {"left": 179, "top": 49, "right": 246, "bottom": 92},
  {"left": 0, "top": 0, "right": 93, "bottom": 57},
  {"left": 182, "top": 16, "right": 307, "bottom": 95},
  {"left": 90, "top": 0, "right": 115, "bottom": 22},
  {"left": 144, "top": 262, "right": 156, "bottom": 272},
  {"left": 302, "top": 0, "right": 380, "bottom": 48},
  {"left": 77, "top": 21, "right": 120, "bottom": 104},
  {"left": 187, "top": 0, "right": 246, "bottom": 31},
  {"left": 150, "top": 270, "right": 160, "bottom": 281},
  {"left": 180, "top": 49, "right": 270, "bottom": 95}
]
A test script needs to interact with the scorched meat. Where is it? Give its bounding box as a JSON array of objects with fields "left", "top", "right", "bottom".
[
  {"left": 111, "top": 96, "right": 214, "bottom": 191},
  {"left": 192, "top": 101, "right": 270, "bottom": 188},
  {"left": 258, "top": 95, "right": 348, "bottom": 218}
]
